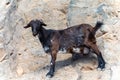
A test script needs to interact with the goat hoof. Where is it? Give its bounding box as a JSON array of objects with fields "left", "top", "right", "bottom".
[
  {"left": 101, "top": 68, "right": 105, "bottom": 71},
  {"left": 97, "top": 67, "right": 102, "bottom": 71},
  {"left": 46, "top": 72, "right": 54, "bottom": 78},
  {"left": 97, "top": 64, "right": 105, "bottom": 70},
  {"left": 97, "top": 67, "right": 105, "bottom": 71}
]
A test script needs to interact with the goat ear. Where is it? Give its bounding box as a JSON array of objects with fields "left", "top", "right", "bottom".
[
  {"left": 42, "top": 22, "right": 47, "bottom": 26},
  {"left": 24, "top": 24, "right": 30, "bottom": 28},
  {"left": 39, "top": 19, "right": 47, "bottom": 26}
]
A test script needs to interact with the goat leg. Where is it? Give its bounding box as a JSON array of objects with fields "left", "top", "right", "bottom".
[
  {"left": 97, "top": 52, "right": 105, "bottom": 69},
  {"left": 85, "top": 42, "right": 105, "bottom": 69},
  {"left": 91, "top": 45, "right": 105, "bottom": 69},
  {"left": 67, "top": 48, "right": 80, "bottom": 61},
  {"left": 46, "top": 51, "right": 57, "bottom": 78}
]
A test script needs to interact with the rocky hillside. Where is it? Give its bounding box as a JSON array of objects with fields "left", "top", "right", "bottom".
[{"left": 0, "top": 0, "right": 120, "bottom": 80}]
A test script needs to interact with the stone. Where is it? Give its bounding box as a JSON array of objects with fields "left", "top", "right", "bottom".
[
  {"left": 111, "top": 65, "right": 120, "bottom": 80},
  {"left": 16, "top": 66, "right": 24, "bottom": 76},
  {"left": 0, "top": 0, "right": 120, "bottom": 80}
]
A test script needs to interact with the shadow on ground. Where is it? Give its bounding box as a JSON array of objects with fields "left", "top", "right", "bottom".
[{"left": 37, "top": 53, "right": 97, "bottom": 72}]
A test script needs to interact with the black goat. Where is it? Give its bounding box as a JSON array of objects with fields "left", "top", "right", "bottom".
[{"left": 24, "top": 19, "right": 105, "bottom": 78}]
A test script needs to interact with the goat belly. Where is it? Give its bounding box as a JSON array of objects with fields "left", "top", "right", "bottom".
[{"left": 59, "top": 35, "right": 84, "bottom": 51}]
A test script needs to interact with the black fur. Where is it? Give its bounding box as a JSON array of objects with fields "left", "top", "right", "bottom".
[{"left": 24, "top": 19, "right": 105, "bottom": 78}]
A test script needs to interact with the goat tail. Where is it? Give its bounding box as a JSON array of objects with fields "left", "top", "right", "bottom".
[
  {"left": 88, "top": 21, "right": 103, "bottom": 40},
  {"left": 92, "top": 21, "right": 103, "bottom": 35}
]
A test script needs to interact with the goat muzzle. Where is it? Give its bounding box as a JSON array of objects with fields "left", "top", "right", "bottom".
[{"left": 33, "top": 33, "right": 38, "bottom": 36}]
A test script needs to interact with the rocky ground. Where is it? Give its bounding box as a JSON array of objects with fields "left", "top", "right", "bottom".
[
  {"left": 0, "top": 0, "right": 120, "bottom": 80},
  {"left": 0, "top": 53, "right": 112, "bottom": 80}
]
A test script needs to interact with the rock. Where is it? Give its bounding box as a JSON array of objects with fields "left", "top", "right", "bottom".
[
  {"left": 111, "top": 65, "right": 120, "bottom": 80},
  {"left": 0, "top": 0, "right": 120, "bottom": 80},
  {"left": 100, "top": 24, "right": 111, "bottom": 34},
  {"left": 16, "top": 66, "right": 24, "bottom": 76}
]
